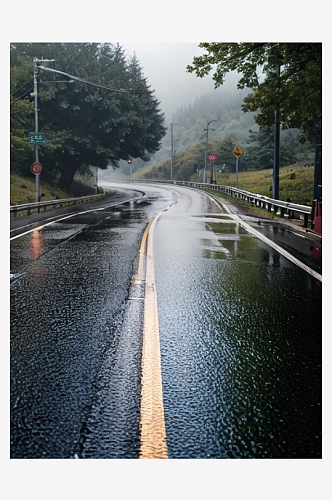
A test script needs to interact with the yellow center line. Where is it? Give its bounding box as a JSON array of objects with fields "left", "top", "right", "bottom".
[
  {"left": 134, "top": 217, "right": 154, "bottom": 282},
  {"left": 138, "top": 190, "right": 180, "bottom": 459},
  {"left": 134, "top": 189, "right": 180, "bottom": 282}
]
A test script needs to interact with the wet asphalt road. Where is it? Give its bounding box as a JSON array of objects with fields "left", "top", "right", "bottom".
[
  {"left": 10, "top": 184, "right": 174, "bottom": 458},
  {"left": 10, "top": 182, "right": 322, "bottom": 459},
  {"left": 153, "top": 185, "right": 321, "bottom": 458}
]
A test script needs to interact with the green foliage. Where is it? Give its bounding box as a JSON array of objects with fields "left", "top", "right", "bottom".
[
  {"left": 10, "top": 43, "right": 166, "bottom": 192},
  {"left": 214, "top": 162, "right": 315, "bottom": 205},
  {"left": 170, "top": 89, "right": 254, "bottom": 150},
  {"left": 135, "top": 136, "right": 239, "bottom": 180},
  {"left": 244, "top": 126, "right": 304, "bottom": 170},
  {"left": 187, "top": 43, "right": 322, "bottom": 146},
  {"left": 10, "top": 171, "right": 98, "bottom": 206},
  {"left": 10, "top": 64, "right": 35, "bottom": 174},
  {"left": 10, "top": 173, "right": 70, "bottom": 205}
]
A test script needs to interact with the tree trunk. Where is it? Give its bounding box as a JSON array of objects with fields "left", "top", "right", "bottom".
[{"left": 58, "top": 165, "right": 77, "bottom": 193}]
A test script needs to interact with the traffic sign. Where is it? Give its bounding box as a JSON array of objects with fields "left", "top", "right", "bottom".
[
  {"left": 31, "top": 162, "right": 43, "bottom": 174},
  {"left": 209, "top": 154, "right": 217, "bottom": 161},
  {"left": 233, "top": 145, "right": 244, "bottom": 158},
  {"left": 29, "top": 132, "right": 45, "bottom": 145}
]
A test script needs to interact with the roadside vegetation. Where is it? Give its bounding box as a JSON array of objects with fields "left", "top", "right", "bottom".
[
  {"left": 132, "top": 138, "right": 315, "bottom": 206},
  {"left": 204, "top": 162, "right": 315, "bottom": 205},
  {"left": 10, "top": 43, "right": 165, "bottom": 193},
  {"left": 10, "top": 172, "right": 97, "bottom": 206},
  {"left": 11, "top": 43, "right": 320, "bottom": 210}
]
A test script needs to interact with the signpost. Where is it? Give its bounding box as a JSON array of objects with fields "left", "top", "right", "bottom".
[
  {"left": 209, "top": 154, "right": 217, "bottom": 184},
  {"left": 233, "top": 145, "right": 244, "bottom": 188}
]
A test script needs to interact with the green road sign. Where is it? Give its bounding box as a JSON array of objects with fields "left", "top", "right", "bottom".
[{"left": 29, "top": 132, "right": 45, "bottom": 144}]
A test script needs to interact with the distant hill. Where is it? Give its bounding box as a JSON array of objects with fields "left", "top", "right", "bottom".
[
  {"left": 113, "top": 86, "right": 257, "bottom": 178},
  {"left": 105, "top": 86, "right": 313, "bottom": 181}
]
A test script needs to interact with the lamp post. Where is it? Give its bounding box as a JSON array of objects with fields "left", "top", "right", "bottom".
[
  {"left": 204, "top": 120, "right": 218, "bottom": 183},
  {"left": 170, "top": 123, "right": 179, "bottom": 181}
]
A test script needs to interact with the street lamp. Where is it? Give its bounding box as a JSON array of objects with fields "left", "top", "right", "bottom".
[
  {"left": 170, "top": 123, "right": 179, "bottom": 181},
  {"left": 204, "top": 120, "right": 218, "bottom": 183}
]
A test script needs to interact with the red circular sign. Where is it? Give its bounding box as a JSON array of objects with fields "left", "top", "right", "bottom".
[
  {"left": 209, "top": 154, "right": 217, "bottom": 161},
  {"left": 31, "top": 162, "right": 43, "bottom": 174}
]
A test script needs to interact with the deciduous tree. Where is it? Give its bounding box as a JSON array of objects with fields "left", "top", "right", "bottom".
[{"left": 187, "top": 43, "right": 321, "bottom": 146}]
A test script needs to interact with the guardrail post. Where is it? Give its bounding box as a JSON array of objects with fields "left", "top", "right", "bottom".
[{"left": 303, "top": 214, "right": 309, "bottom": 228}]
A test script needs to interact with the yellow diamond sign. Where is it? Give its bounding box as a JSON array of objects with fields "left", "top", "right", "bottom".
[{"left": 233, "top": 145, "right": 244, "bottom": 158}]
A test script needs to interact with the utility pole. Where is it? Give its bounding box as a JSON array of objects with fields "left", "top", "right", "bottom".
[
  {"left": 273, "top": 103, "right": 280, "bottom": 199},
  {"left": 31, "top": 58, "right": 55, "bottom": 203},
  {"left": 33, "top": 58, "right": 40, "bottom": 203},
  {"left": 272, "top": 60, "right": 281, "bottom": 200}
]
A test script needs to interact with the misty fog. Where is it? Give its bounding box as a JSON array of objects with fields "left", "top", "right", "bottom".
[
  {"left": 101, "top": 42, "right": 247, "bottom": 177},
  {"left": 121, "top": 42, "right": 242, "bottom": 122}
]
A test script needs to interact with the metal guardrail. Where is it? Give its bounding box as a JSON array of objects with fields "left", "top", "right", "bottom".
[
  {"left": 125, "top": 178, "right": 313, "bottom": 228},
  {"left": 10, "top": 193, "right": 104, "bottom": 219}
]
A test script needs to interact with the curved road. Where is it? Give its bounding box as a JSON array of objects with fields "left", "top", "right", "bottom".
[{"left": 10, "top": 182, "right": 322, "bottom": 458}]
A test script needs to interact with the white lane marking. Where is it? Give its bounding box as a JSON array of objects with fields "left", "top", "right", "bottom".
[
  {"left": 10, "top": 196, "right": 141, "bottom": 241},
  {"left": 205, "top": 192, "right": 322, "bottom": 282}
]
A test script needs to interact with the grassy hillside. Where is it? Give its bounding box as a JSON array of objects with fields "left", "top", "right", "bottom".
[
  {"left": 10, "top": 173, "right": 97, "bottom": 206},
  {"left": 135, "top": 159, "right": 315, "bottom": 206},
  {"left": 211, "top": 163, "right": 315, "bottom": 205}
]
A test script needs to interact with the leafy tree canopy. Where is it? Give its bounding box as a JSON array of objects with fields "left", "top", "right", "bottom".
[
  {"left": 187, "top": 43, "right": 322, "bottom": 146},
  {"left": 10, "top": 43, "right": 166, "bottom": 192},
  {"left": 244, "top": 127, "right": 302, "bottom": 170},
  {"left": 10, "top": 63, "right": 35, "bottom": 173}
]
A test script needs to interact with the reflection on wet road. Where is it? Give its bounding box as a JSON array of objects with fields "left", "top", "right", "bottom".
[
  {"left": 154, "top": 186, "right": 321, "bottom": 458},
  {"left": 10, "top": 184, "right": 174, "bottom": 458},
  {"left": 10, "top": 183, "right": 322, "bottom": 459}
]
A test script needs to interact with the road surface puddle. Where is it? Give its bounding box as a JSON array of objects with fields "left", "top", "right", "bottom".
[{"left": 205, "top": 220, "right": 258, "bottom": 261}]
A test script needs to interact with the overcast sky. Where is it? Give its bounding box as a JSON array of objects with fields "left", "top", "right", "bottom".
[{"left": 120, "top": 42, "right": 239, "bottom": 122}]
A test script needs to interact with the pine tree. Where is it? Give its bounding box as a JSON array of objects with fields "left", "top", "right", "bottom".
[{"left": 10, "top": 43, "right": 166, "bottom": 192}]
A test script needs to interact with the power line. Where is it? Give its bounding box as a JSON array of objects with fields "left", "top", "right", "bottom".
[
  {"left": 38, "top": 66, "right": 152, "bottom": 95},
  {"left": 11, "top": 77, "right": 34, "bottom": 97},
  {"left": 12, "top": 87, "right": 34, "bottom": 102}
]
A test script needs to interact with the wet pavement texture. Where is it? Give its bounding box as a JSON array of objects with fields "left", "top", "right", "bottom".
[
  {"left": 10, "top": 187, "right": 144, "bottom": 239},
  {"left": 10, "top": 183, "right": 322, "bottom": 459},
  {"left": 210, "top": 193, "right": 322, "bottom": 275},
  {"left": 154, "top": 186, "right": 322, "bottom": 459},
  {"left": 10, "top": 184, "right": 174, "bottom": 458}
]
